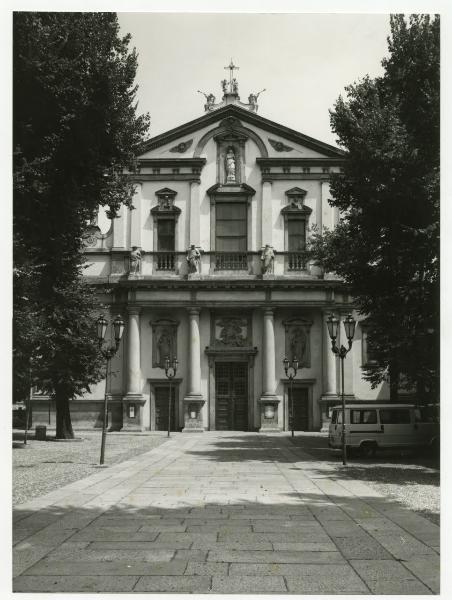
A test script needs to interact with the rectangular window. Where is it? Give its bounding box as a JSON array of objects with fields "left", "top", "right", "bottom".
[
  {"left": 288, "top": 219, "right": 306, "bottom": 252},
  {"left": 380, "top": 409, "right": 411, "bottom": 424},
  {"left": 157, "top": 219, "right": 175, "bottom": 252},
  {"left": 215, "top": 203, "right": 247, "bottom": 252},
  {"left": 361, "top": 324, "right": 378, "bottom": 366},
  {"left": 351, "top": 409, "right": 377, "bottom": 424}
]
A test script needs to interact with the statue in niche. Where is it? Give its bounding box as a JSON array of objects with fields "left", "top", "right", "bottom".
[
  {"left": 260, "top": 245, "right": 275, "bottom": 274},
  {"left": 186, "top": 244, "right": 202, "bottom": 274},
  {"left": 129, "top": 246, "right": 142, "bottom": 275},
  {"left": 225, "top": 147, "right": 236, "bottom": 183},
  {"left": 216, "top": 318, "right": 247, "bottom": 347},
  {"left": 157, "top": 330, "right": 173, "bottom": 367},
  {"left": 290, "top": 327, "right": 307, "bottom": 364}
]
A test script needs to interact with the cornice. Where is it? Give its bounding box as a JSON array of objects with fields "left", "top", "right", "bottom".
[
  {"left": 137, "top": 158, "right": 207, "bottom": 168},
  {"left": 138, "top": 104, "right": 345, "bottom": 158},
  {"left": 262, "top": 173, "right": 333, "bottom": 182},
  {"left": 257, "top": 157, "right": 345, "bottom": 167},
  {"left": 130, "top": 174, "right": 202, "bottom": 182},
  {"left": 206, "top": 183, "right": 256, "bottom": 197}
]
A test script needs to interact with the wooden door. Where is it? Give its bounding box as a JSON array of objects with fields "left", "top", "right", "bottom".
[
  {"left": 289, "top": 387, "right": 309, "bottom": 431},
  {"left": 215, "top": 362, "right": 248, "bottom": 430},
  {"left": 155, "top": 386, "right": 176, "bottom": 431}
]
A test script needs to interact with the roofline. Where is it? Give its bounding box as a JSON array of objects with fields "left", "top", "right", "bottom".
[{"left": 138, "top": 104, "right": 345, "bottom": 158}]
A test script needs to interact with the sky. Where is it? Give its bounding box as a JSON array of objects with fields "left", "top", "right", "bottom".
[{"left": 117, "top": 13, "right": 391, "bottom": 148}]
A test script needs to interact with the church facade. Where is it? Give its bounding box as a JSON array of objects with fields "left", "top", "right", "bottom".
[{"left": 33, "top": 71, "right": 390, "bottom": 432}]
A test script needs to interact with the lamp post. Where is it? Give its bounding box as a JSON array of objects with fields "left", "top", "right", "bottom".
[
  {"left": 326, "top": 313, "right": 356, "bottom": 466},
  {"left": 283, "top": 356, "right": 299, "bottom": 438},
  {"left": 164, "top": 356, "right": 178, "bottom": 437},
  {"left": 96, "top": 314, "right": 125, "bottom": 465}
]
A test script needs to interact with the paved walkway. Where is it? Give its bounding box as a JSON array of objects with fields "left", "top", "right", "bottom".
[{"left": 13, "top": 432, "right": 440, "bottom": 594}]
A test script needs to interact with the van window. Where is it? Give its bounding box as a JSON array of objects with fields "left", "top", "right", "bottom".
[
  {"left": 351, "top": 409, "right": 377, "bottom": 424},
  {"left": 380, "top": 409, "right": 411, "bottom": 424}
]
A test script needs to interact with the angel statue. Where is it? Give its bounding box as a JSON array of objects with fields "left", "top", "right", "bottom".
[
  {"left": 197, "top": 90, "right": 216, "bottom": 110},
  {"left": 248, "top": 89, "right": 266, "bottom": 107},
  {"left": 221, "top": 79, "right": 228, "bottom": 94},
  {"left": 260, "top": 244, "right": 275, "bottom": 274}
]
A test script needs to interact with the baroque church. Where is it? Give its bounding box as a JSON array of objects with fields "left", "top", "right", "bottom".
[{"left": 32, "top": 64, "right": 390, "bottom": 432}]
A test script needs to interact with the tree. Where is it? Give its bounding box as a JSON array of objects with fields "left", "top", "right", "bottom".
[
  {"left": 309, "top": 15, "right": 439, "bottom": 401},
  {"left": 13, "top": 13, "right": 150, "bottom": 437}
]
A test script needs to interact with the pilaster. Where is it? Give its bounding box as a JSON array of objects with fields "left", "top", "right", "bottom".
[{"left": 261, "top": 181, "right": 273, "bottom": 246}]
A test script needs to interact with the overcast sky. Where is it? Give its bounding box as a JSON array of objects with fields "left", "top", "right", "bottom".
[{"left": 117, "top": 13, "right": 391, "bottom": 148}]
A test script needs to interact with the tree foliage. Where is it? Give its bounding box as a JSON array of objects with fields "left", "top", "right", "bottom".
[
  {"left": 309, "top": 15, "right": 439, "bottom": 401},
  {"left": 13, "top": 12, "right": 150, "bottom": 436}
]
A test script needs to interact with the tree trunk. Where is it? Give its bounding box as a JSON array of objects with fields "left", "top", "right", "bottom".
[
  {"left": 55, "top": 390, "right": 74, "bottom": 439},
  {"left": 389, "top": 361, "right": 399, "bottom": 402}
]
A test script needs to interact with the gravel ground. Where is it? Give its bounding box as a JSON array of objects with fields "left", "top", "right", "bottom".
[
  {"left": 290, "top": 432, "right": 440, "bottom": 525},
  {"left": 13, "top": 431, "right": 170, "bottom": 506}
]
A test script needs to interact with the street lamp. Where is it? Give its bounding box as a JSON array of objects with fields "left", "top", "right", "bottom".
[
  {"left": 164, "top": 355, "right": 178, "bottom": 438},
  {"left": 96, "top": 314, "right": 125, "bottom": 465},
  {"left": 283, "top": 356, "right": 299, "bottom": 438},
  {"left": 326, "top": 313, "right": 356, "bottom": 466}
]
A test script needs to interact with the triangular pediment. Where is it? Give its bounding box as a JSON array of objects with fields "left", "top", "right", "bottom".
[{"left": 137, "top": 104, "right": 344, "bottom": 160}]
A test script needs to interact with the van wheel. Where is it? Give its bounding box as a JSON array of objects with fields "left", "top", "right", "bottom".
[{"left": 360, "top": 442, "right": 377, "bottom": 458}]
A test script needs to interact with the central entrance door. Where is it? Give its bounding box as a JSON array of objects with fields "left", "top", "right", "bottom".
[{"left": 215, "top": 362, "right": 248, "bottom": 430}]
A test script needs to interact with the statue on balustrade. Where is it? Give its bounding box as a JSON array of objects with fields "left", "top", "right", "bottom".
[
  {"left": 129, "top": 246, "right": 142, "bottom": 275},
  {"left": 186, "top": 244, "right": 202, "bottom": 274},
  {"left": 260, "top": 244, "right": 275, "bottom": 274}
]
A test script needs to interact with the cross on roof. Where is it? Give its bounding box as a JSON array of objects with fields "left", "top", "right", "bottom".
[{"left": 224, "top": 59, "right": 239, "bottom": 85}]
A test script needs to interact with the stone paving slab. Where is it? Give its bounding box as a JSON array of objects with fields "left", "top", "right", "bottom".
[
  {"left": 13, "top": 431, "right": 440, "bottom": 594},
  {"left": 13, "top": 575, "right": 140, "bottom": 592}
]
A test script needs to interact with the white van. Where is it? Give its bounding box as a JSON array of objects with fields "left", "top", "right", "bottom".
[{"left": 328, "top": 403, "right": 439, "bottom": 457}]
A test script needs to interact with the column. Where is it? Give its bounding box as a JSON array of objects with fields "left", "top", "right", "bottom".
[
  {"left": 122, "top": 306, "right": 145, "bottom": 431},
  {"left": 259, "top": 308, "right": 280, "bottom": 432},
  {"left": 183, "top": 307, "right": 205, "bottom": 432},
  {"left": 320, "top": 310, "right": 339, "bottom": 431}
]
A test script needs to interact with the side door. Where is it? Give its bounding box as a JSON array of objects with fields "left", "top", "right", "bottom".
[
  {"left": 379, "top": 408, "right": 413, "bottom": 447},
  {"left": 348, "top": 408, "right": 380, "bottom": 447}
]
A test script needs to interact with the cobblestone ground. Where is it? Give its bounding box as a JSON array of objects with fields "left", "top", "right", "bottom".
[{"left": 13, "top": 433, "right": 440, "bottom": 594}]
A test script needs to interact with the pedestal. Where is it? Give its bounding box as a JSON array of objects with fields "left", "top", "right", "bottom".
[
  {"left": 258, "top": 397, "right": 281, "bottom": 432},
  {"left": 122, "top": 395, "right": 146, "bottom": 431},
  {"left": 182, "top": 396, "right": 205, "bottom": 432}
]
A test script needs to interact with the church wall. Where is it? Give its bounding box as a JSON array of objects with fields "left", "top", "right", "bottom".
[{"left": 58, "top": 104, "right": 397, "bottom": 436}]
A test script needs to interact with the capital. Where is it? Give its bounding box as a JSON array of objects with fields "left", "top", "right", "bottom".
[
  {"left": 187, "top": 307, "right": 201, "bottom": 316},
  {"left": 127, "top": 306, "right": 141, "bottom": 316}
]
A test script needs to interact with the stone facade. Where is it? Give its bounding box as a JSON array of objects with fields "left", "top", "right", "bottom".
[{"left": 32, "top": 82, "right": 391, "bottom": 432}]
